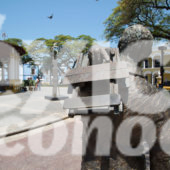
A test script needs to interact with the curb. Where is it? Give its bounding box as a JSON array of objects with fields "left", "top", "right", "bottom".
[{"left": 0, "top": 112, "right": 69, "bottom": 139}]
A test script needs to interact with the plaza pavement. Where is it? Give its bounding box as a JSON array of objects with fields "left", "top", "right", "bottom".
[
  {"left": 0, "top": 87, "right": 70, "bottom": 136},
  {"left": 0, "top": 118, "right": 82, "bottom": 170},
  {"left": 0, "top": 87, "right": 83, "bottom": 170}
]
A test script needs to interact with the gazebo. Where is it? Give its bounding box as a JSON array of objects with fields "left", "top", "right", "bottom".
[{"left": 0, "top": 41, "right": 26, "bottom": 92}]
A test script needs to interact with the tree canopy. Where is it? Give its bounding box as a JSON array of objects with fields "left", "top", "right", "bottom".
[
  {"left": 4, "top": 34, "right": 95, "bottom": 77},
  {"left": 21, "top": 55, "right": 34, "bottom": 65},
  {"left": 77, "top": 35, "right": 96, "bottom": 54},
  {"left": 25, "top": 40, "right": 50, "bottom": 65},
  {"left": 27, "top": 34, "right": 95, "bottom": 82},
  {"left": 54, "top": 34, "right": 75, "bottom": 47},
  {"left": 36, "top": 34, "right": 95, "bottom": 54},
  {"left": 4, "top": 38, "right": 23, "bottom": 46},
  {"left": 104, "top": 0, "right": 170, "bottom": 41}
]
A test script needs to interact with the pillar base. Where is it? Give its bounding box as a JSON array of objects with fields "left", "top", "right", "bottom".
[{"left": 45, "top": 95, "right": 68, "bottom": 101}]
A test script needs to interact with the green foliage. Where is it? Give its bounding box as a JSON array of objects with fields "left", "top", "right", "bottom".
[
  {"left": 54, "top": 34, "right": 75, "bottom": 48},
  {"left": 44, "top": 39, "right": 58, "bottom": 49},
  {"left": 4, "top": 38, "right": 23, "bottom": 46},
  {"left": 21, "top": 55, "right": 34, "bottom": 65},
  {"left": 77, "top": 35, "right": 96, "bottom": 54},
  {"left": 35, "top": 35, "right": 75, "bottom": 49},
  {"left": 43, "top": 34, "right": 95, "bottom": 54},
  {"left": 23, "top": 79, "right": 35, "bottom": 86},
  {"left": 36, "top": 38, "right": 47, "bottom": 41},
  {"left": 55, "top": 34, "right": 74, "bottom": 41},
  {"left": 104, "top": 0, "right": 170, "bottom": 41},
  {"left": 4, "top": 38, "right": 28, "bottom": 54}
]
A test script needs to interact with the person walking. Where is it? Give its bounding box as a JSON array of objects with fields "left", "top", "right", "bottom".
[{"left": 35, "top": 77, "right": 41, "bottom": 91}]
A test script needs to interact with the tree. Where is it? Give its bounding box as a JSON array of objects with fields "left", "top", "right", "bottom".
[
  {"left": 104, "top": 0, "right": 170, "bottom": 41},
  {"left": 25, "top": 39, "right": 51, "bottom": 64},
  {"left": 21, "top": 55, "right": 34, "bottom": 65},
  {"left": 54, "top": 34, "right": 75, "bottom": 47},
  {"left": 44, "top": 39, "right": 57, "bottom": 49},
  {"left": 77, "top": 35, "right": 96, "bottom": 54},
  {"left": 4, "top": 38, "right": 23, "bottom": 46},
  {"left": 27, "top": 35, "right": 95, "bottom": 83}
]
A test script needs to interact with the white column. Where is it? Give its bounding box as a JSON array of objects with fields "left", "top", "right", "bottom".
[
  {"left": 9, "top": 51, "right": 15, "bottom": 81},
  {"left": 11, "top": 56, "right": 15, "bottom": 80},
  {"left": 14, "top": 55, "right": 17, "bottom": 80},
  {"left": 1, "top": 63, "right": 4, "bottom": 81},
  {"left": 8, "top": 62, "right": 10, "bottom": 79},
  {"left": 152, "top": 58, "right": 154, "bottom": 68},
  {"left": 143, "top": 60, "right": 146, "bottom": 69},
  {"left": 6, "top": 62, "right": 9, "bottom": 81},
  {"left": 14, "top": 54, "right": 19, "bottom": 80},
  {"left": 15, "top": 55, "right": 20, "bottom": 85},
  {"left": 8, "top": 60, "right": 13, "bottom": 81}
]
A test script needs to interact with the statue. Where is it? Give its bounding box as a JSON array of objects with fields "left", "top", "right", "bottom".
[
  {"left": 115, "top": 24, "right": 170, "bottom": 170},
  {"left": 81, "top": 25, "right": 170, "bottom": 170},
  {"left": 87, "top": 45, "right": 115, "bottom": 65}
]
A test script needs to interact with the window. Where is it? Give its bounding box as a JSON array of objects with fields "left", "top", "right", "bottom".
[
  {"left": 155, "top": 60, "right": 160, "bottom": 68},
  {"left": 145, "top": 60, "right": 149, "bottom": 68}
]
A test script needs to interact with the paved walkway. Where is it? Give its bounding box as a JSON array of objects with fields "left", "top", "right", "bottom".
[
  {"left": 0, "top": 118, "right": 82, "bottom": 170},
  {"left": 0, "top": 87, "right": 69, "bottom": 136},
  {"left": 0, "top": 87, "right": 83, "bottom": 170}
]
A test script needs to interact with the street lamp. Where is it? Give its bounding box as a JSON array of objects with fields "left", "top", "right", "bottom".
[
  {"left": 158, "top": 46, "right": 167, "bottom": 88},
  {"left": 45, "top": 44, "right": 68, "bottom": 100}
]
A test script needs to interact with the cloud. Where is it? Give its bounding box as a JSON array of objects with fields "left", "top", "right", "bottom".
[
  {"left": 95, "top": 40, "right": 110, "bottom": 47},
  {"left": 0, "top": 14, "right": 6, "bottom": 31}
]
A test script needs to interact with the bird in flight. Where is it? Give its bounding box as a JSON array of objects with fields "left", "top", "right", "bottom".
[{"left": 48, "top": 14, "right": 53, "bottom": 19}]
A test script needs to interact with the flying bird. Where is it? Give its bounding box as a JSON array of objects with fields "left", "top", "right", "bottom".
[{"left": 48, "top": 14, "right": 53, "bottom": 19}]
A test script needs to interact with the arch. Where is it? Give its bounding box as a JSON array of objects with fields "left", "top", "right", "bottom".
[
  {"left": 143, "top": 71, "right": 152, "bottom": 76},
  {"left": 152, "top": 71, "right": 159, "bottom": 75},
  {"left": 143, "top": 71, "right": 152, "bottom": 83}
]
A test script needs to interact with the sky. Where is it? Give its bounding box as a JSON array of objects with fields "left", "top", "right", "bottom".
[{"left": 0, "top": 0, "right": 118, "bottom": 46}]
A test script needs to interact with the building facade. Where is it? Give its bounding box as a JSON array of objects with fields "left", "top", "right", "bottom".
[
  {"left": 23, "top": 64, "right": 39, "bottom": 81},
  {"left": 142, "top": 44, "right": 170, "bottom": 86}
]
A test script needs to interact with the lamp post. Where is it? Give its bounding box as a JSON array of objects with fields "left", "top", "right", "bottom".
[
  {"left": 45, "top": 44, "right": 68, "bottom": 100},
  {"left": 158, "top": 46, "right": 167, "bottom": 88},
  {"left": 52, "top": 44, "right": 59, "bottom": 98}
]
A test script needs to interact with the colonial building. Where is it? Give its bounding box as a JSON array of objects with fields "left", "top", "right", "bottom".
[
  {"left": 23, "top": 64, "right": 39, "bottom": 81},
  {"left": 142, "top": 44, "right": 170, "bottom": 86}
]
